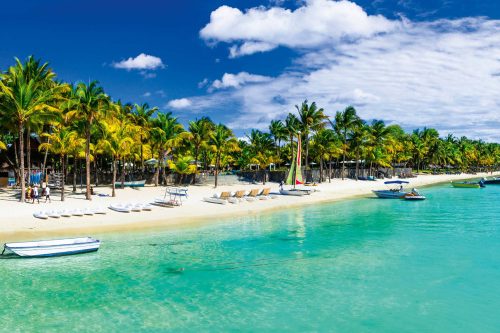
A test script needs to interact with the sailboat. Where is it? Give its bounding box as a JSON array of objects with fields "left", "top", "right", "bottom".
[{"left": 280, "top": 135, "right": 312, "bottom": 196}]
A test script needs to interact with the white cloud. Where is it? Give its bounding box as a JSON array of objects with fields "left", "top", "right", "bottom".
[
  {"left": 193, "top": 13, "right": 500, "bottom": 141},
  {"left": 167, "top": 98, "right": 192, "bottom": 109},
  {"left": 200, "top": 0, "right": 398, "bottom": 57},
  {"left": 113, "top": 53, "right": 165, "bottom": 70},
  {"left": 211, "top": 72, "right": 272, "bottom": 90},
  {"left": 143, "top": 92, "right": 152, "bottom": 97}
]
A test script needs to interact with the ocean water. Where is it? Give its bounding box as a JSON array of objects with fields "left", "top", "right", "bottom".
[{"left": 1, "top": 183, "right": 499, "bottom": 332}]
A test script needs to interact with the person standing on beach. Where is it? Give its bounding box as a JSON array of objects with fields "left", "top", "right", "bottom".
[
  {"left": 44, "top": 186, "right": 51, "bottom": 203},
  {"left": 32, "top": 186, "right": 39, "bottom": 204}
]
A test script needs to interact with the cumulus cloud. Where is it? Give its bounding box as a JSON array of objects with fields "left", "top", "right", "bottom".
[
  {"left": 200, "top": 0, "right": 398, "bottom": 57},
  {"left": 167, "top": 98, "right": 192, "bottom": 109},
  {"left": 113, "top": 53, "right": 165, "bottom": 71},
  {"left": 211, "top": 72, "right": 272, "bottom": 90},
  {"left": 194, "top": 11, "right": 500, "bottom": 141}
]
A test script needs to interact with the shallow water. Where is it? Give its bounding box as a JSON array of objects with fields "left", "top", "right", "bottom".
[{"left": 1, "top": 183, "right": 499, "bottom": 332}]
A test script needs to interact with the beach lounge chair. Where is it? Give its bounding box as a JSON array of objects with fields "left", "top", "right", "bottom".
[
  {"left": 245, "top": 189, "right": 261, "bottom": 201},
  {"left": 234, "top": 190, "right": 248, "bottom": 202},
  {"left": 258, "top": 188, "right": 277, "bottom": 200},
  {"left": 203, "top": 191, "right": 238, "bottom": 204}
]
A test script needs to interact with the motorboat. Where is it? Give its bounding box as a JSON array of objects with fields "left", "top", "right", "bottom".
[
  {"left": 451, "top": 181, "right": 482, "bottom": 188},
  {"left": 404, "top": 189, "right": 426, "bottom": 200},
  {"left": 481, "top": 177, "right": 500, "bottom": 185},
  {"left": 373, "top": 180, "right": 409, "bottom": 199},
  {"left": 2, "top": 237, "right": 100, "bottom": 257}
]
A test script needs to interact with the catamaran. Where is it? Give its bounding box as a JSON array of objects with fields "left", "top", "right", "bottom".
[
  {"left": 2, "top": 237, "right": 100, "bottom": 257},
  {"left": 373, "top": 180, "right": 410, "bottom": 199},
  {"left": 280, "top": 134, "right": 312, "bottom": 196}
]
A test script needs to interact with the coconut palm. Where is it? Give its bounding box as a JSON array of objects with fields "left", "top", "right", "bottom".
[
  {"left": 38, "top": 127, "right": 78, "bottom": 201},
  {"left": 332, "top": 106, "right": 362, "bottom": 180},
  {"left": 296, "top": 100, "right": 327, "bottom": 170},
  {"left": 209, "top": 124, "right": 239, "bottom": 188},
  {"left": 0, "top": 56, "right": 64, "bottom": 202},
  {"left": 73, "top": 81, "right": 109, "bottom": 200},
  {"left": 168, "top": 155, "right": 197, "bottom": 184},
  {"left": 269, "top": 119, "right": 287, "bottom": 163},
  {"left": 188, "top": 117, "right": 215, "bottom": 183},
  {"left": 131, "top": 103, "right": 158, "bottom": 171}
]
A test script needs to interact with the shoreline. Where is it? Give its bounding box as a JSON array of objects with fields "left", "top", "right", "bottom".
[{"left": 0, "top": 172, "right": 498, "bottom": 242}]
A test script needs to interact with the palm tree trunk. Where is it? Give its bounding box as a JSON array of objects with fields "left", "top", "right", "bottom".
[
  {"left": 94, "top": 158, "right": 98, "bottom": 187},
  {"left": 73, "top": 156, "right": 77, "bottom": 192},
  {"left": 60, "top": 155, "right": 65, "bottom": 202},
  {"left": 121, "top": 157, "right": 125, "bottom": 189},
  {"left": 85, "top": 126, "right": 92, "bottom": 200},
  {"left": 214, "top": 155, "right": 220, "bottom": 188},
  {"left": 154, "top": 151, "right": 160, "bottom": 186},
  {"left": 140, "top": 135, "right": 144, "bottom": 172},
  {"left": 13, "top": 138, "right": 20, "bottom": 186},
  {"left": 341, "top": 132, "right": 347, "bottom": 180},
  {"left": 328, "top": 158, "right": 332, "bottom": 183},
  {"left": 192, "top": 147, "right": 199, "bottom": 185},
  {"left": 42, "top": 138, "right": 50, "bottom": 183},
  {"left": 19, "top": 125, "right": 25, "bottom": 203},
  {"left": 319, "top": 157, "right": 323, "bottom": 183},
  {"left": 26, "top": 126, "right": 31, "bottom": 185},
  {"left": 112, "top": 159, "right": 117, "bottom": 197}
]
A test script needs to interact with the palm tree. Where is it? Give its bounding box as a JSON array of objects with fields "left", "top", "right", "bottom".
[
  {"left": 269, "top": 119, "right": 287, "bottom": 164},
  {"left": 247, "top": 129, "right": 275, "bottom": 184},
  {"left": 74, "top": 81, "right": 109, "bottom": 200},
  {"left": 168, "top": 155, "right": 197, "bottom": 184},
  {"left": 38, "top": 127, "right": 78, "bottom": 201},
  {"left": 349, "top": 121, "right": 369, "bottom": 180},
  {"left": 332, "top": 106, "right": 362, "bottom": 180},
  {"left": 209, "top": 124, "right": 238, "bottom": 188},
  {"left": 0, "top": 56, "right": 63, "bottom": 202},
  {"left": 296, "top": 100, "right": 327, "bottom": 171},
  {"left": 131, "top": 103, "right": 158, "bottom": 172},
  {"left": 188, "top": 117, "right": 215, "bottom": 183},
  {"left": 310, "top": 129, "right": 339, "bottom": 182}
]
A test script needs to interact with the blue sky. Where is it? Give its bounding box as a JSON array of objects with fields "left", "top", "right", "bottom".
[{"left": 1, "top": 0, "right": 499, "bottom": 140}]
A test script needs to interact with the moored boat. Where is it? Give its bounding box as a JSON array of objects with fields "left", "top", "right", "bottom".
[
  {"left": 2, "top": 237, "right": 100, "bottom": 257},
  {"left": 481, "top": 177, "right": 500, "bottom": 185},
  {"left": 451, "top": 181, "right": 481, "bottom": 188},
  {"left": 373, "top": 180, "right": 410, "bottom": 199},
  {"left": 114, "top": 180, "right": 146, "bottom": 188},
  {"left": 279, "top": 189, "right": 306, "bottom": 196}
]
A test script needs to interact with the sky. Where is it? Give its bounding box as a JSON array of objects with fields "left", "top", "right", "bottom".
[{"left": 1, "top": 0, "right": 499, "bottom": 141}]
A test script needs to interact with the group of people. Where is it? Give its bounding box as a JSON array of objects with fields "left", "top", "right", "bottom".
[{"left": 25, "top": 185, "right": 51, "bottom": 203}]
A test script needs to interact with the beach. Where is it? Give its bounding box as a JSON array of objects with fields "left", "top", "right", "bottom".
[{"left": 0, "top": 172, "right": 497, "bottom": 241}]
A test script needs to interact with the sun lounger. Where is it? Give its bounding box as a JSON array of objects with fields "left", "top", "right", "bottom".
[
  {"left": 203, "top": 191, "right": 238, "bottom": 204},
  {"left": 258, "top": 188, "right": 277, "bottom": 200},
  {"left": 245, "top": 189, "right": 261, "bottom": 201}
]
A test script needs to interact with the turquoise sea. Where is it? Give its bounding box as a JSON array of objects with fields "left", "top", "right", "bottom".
[{"left": 1, "top": 183, "right": 499, "bottom": 332}]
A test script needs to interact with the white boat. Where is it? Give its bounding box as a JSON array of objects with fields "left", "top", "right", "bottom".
[
  {"left": 140, "top": 203, "right": 153, "bottom": 211},
  {"left": 114, "top": 180, "right": 146, "bottom": 187},
  {"left": 126, "top": 203, "right": 142, "bottom": 212},
  {"left": 2, "top": 237, "right": 100, "bottom": 257},
  {"left": 33, "top": 211, "right": 49, "bottom": 219},
  {"left": 109, "top": 203, "right": 131, "bottom": 213},
  {"left": 279, "top": 189, "right": 306, "bottom": 196},
  {"left": 373, "top": 180, "right": 410, "bottom": 199},
  {"left": 82, "top": 208, "right": 94, "bottom": 216}
]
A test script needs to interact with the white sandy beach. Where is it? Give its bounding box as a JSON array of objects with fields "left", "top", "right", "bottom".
[{"left": 0, "top": 172, "right": 498, "bottom": 241}]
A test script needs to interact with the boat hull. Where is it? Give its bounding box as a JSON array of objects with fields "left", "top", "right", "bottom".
[
  {"left": 451, "top": 182, "right": 480, "bottom": 188},
  {"left": 114, "top": 180, "right": 146, "bottom": 188},
  {"left": 4, "top": 237, "right": 100, "bottom": 257},
  {"left": 372, "top": 190, "right": 407, "bottom": 199},
  {"left": 279, "top": 189, "right": 305, "bottom": 196},
  {"left": 483, "top": 178, "right": 500, "bottom": 185}
]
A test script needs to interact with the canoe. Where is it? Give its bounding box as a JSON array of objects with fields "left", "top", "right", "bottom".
[
  {"left": 114, "top": 180, "right": 146, "bottom": 188},
  {"left": 2, "top": 237, "right": 100, "bottom": 257},
  {"left": 451, "top": 182, "right": 481, "bottom": 188},
  {"left": 33, "top": 211, "right": 49, "bottom": 219}
]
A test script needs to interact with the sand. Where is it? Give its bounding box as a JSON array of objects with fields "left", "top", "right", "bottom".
[{"left": 0, "top": 172, "right": 497, "bottom": 241}]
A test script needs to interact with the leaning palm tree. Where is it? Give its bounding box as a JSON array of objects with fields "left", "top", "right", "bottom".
[
  {"left": 331, "top": 106, "right": 362, "bottom": 180},
  {"left": 0, "top": 56, "right": 63, "bottom": 202},
  {"left": 38, "top": 127, "right": 78, "bottom": 201},
  {"left": 74, "top": 81, "right": 109, "bottom": 200},
  {"left": 209, "top": 124, "right": 239, "bottom": 188}
]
